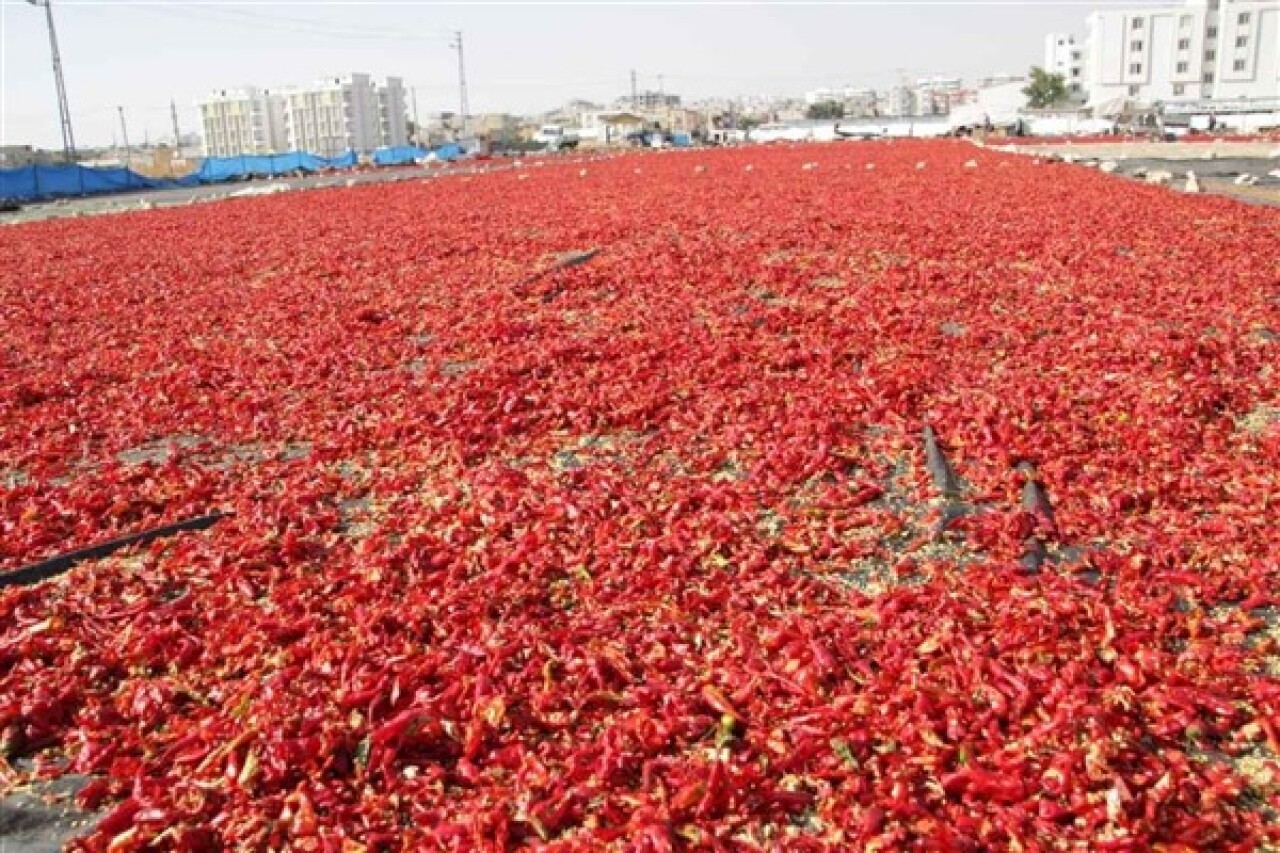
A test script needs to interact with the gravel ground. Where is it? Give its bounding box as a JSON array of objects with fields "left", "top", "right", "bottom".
[
  {"left": 0, "top": 157, "right": 582, "bottom": 225},
  {"left": 996, "top": 140, "right": 1280, "bottom": 161},
  {"left": 995, "top": 141, "right": 1280, "bottom": 209}
]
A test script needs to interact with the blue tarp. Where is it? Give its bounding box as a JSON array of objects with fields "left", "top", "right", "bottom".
[
  {"left": 195, "top": 150, "right": 356, "bottom": 182},
  {"left": 0, "top": 165, "right": 198, "bottom": 202},
  {"left": 373, "top": 145, "right": 427, "bottom": 166},
  {"left": 432, "top": 143, "right": 465, "bottom": 162}
]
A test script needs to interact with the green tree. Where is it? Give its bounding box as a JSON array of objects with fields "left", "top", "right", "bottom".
[
  {"left": 806, "top": 100, "right": 845, "bottom": 120},
  {"left": 1022, "top": 67, "right": 1069, "bottom": 109}
]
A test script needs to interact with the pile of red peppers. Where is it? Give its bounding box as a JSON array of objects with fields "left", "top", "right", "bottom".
[{"left": 1, "top": 141, "right": 1278, "bottom": 849}]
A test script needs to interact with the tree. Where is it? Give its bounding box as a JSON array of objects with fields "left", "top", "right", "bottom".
[
  {"left": 1023, "top": 67, "right": 1069, "bottom": 109},
  {"left": 806, "top": 100, "right": 845, "bottom": 120}
]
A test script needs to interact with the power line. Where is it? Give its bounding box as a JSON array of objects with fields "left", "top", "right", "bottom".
[{"left": 140, "top": 3, "right": 449, "bottom": 42}]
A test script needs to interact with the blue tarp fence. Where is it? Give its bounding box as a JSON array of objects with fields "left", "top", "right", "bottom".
[
  {"left": 0, "top": 165, "right": 199, "bottom": 202},
  {"left": 372, "top": 145, "right": 427, "bottom": 166},
  {"left": 433, "top": 143, "right": 465, "bottom": 162},
  {"left": 0, "top": 143, "right": 489, "bottom": 203},
  {"left": 1, "top": 150, "right": 362, "bottom": 202},
  {"left": 195, "top": 150, "right": 357, "bottom": 182}
]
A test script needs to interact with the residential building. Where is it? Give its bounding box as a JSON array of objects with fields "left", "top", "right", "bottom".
[
  {"left": 1045, "top": 33, "right": 1086, "bottom": 95},
  {"left": 197, "top": 87, "right": 288, "bottom": 157},
  {"left": 200, "top": 74, "right": 410, "bottom": 158},
  {"left": 914, "top": 77, "right": 966, "bottom": 115},
  {"left": 885, "top": 85, "right": 918, "bottom": 117},
  {"left": 1077, "top": 0, "right": 1278, "bottom": 104},
  {"left": 377, "top": 78, "right": 410, "bottom": 149},
  {"left": 282, "top": 73, "right": 409, "bottom": 157},
  {"left": 619, "top": 91, "right": 681, "bottom": 111}
]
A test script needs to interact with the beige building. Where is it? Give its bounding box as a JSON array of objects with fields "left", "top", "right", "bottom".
[{"left": 198, "top": 87, "right": 288, "bottom": 157}]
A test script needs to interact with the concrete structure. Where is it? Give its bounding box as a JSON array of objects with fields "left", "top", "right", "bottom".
[
  {"left": 1045, "top": 33, "right": 1087, "bottom": 96},
  {"left": 472, "top": 113, "right": 521, "bottom": 143},
  {"left": 198, "top": 87, "right": 288, "bottom": 157},
  {"left": 1077, "top": 0, "right": 1279, "bottom": 105}
]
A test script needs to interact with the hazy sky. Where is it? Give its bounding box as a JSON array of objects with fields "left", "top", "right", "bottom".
[{"left": 2, "top": 1, "right": 1176, "bottom": 149}]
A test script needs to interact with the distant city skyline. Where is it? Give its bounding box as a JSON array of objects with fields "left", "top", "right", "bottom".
[{"left": 3, "top": 1, "right": 1186, "bottom": 149}]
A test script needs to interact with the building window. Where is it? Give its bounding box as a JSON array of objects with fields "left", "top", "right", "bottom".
[
  {"left": 1205, "top": 49, "right": 1216, "bottom": 61},
  {"left": 1178, "top": 38, "right": 1191, "bottom": 50},
  {"left": 1238, "top": 12, "right": 1251, "bottom": 25},
  {"left": 1233, "top": 59, "right": 1247, "bottom": 71},
  {"left": 1173, "top": 84, "right": 1185, "bottom": 95},
  {"left": 1236, "top": 35, "right": 1248, "bottom": 47},
  {"left": 1177, "top": 61, "right": 1189, "bottom": 73},
  {"left": 1206, "top": 26, "right": 1217, "bottom": 39},
  {"left": 1129, "top": 62, "right": 1143, "bottom": 74},
  {"left": 1072, "top": 68, "right": 1081, "bottom": 77},
  {"left": 1131, "top": 40, "right": 1144, "bottom": 51},
  {"left": 1128, "top": 84, "right": 1141, "bottom": 96},
  {"left": 1180, "top": 16, "right": 1192, "bottom": 31},
  {"left": 1132, "top": 17, "right": 1144, "bottom": 29},
  {"left": 1203, "top": 72, "right": 1215, "bottom": 82}
]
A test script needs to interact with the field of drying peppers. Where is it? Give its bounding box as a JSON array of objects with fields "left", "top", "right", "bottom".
[{"left": 2, "top": 141, "right": 1280, "bottom": 850}]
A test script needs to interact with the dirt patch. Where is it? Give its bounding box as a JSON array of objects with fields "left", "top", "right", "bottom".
[{"left": 1238, "top": 405, "right": 1280, "bottom": 436}]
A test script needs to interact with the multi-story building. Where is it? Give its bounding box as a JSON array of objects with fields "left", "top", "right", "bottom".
[
  {"left": 1073, "top": 0, "right": 1278, "bottom": 104},
  {"left": 197, "top": 87, "right": 288, "bottom": 157},
  {"left": 376, "top": 77, "right": 410, "bottom": 149},
  {"left": 914, "top": 77, "right": 966, "bottom": 115},
  {"left": 200, "top": 74, "right": 410, "bottom": 158},
  {"left": 884, "top": 86, "right": 918, "bottom": 117},
  {"left": 1044, "top": 34, "right": 1086, "bottom": 96},
  {"left": 282, "top": 73, "right": 407, "bottom": 157},
  {"left": 619, "top": 91, "right": 681, "bottom": 111}
]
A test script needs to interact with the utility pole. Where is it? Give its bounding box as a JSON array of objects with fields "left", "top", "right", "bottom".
[
  {"left": 25, "top": 0, "right": 77, "bottom": 163},
  {"left": 170, "top": 99, "right": 182, "bottom": 149},
  {"left": 630, "top": 69, "right": 638, "bottom": 103},
  {"left": 658, "top": 73, "right": 664, "bottom": 96},
  {"left": 451, "top": 31, "right": 469, "bottom": 140},
  {"left": 411, "top": 86, "right": 421, "bottom": 144},
  {"left": 118, "top": 106, "right": 131, "bottom": 169}
]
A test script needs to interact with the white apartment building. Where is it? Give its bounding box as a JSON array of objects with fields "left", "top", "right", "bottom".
[
  {"left": 1081, "top": 0, "right": 1279, "bottom": 104},
  {"left": 282, "top": 73, "right": 397, "bottom": 157},
  {"left": 914, "top": 76, "right": 966, "bottom": 115},
  {"left": 1044, "top": 33, "right": 1086, "bottom": 96},
  {"left": 885, "top": 85, "right": 917, "bottom": 117},
  {"left": 377, "top": 78, "right": 410, "bottom": 149},
  {"left": 201, "top": 73, "right": 411, "bottom": 158},
  {"left": 198, "top": 87, "right": 288, "bottom": 157}
]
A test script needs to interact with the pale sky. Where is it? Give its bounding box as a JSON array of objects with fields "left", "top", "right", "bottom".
[{"left": 2, "top": 1, "right": 1177, "bottom": 150}]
